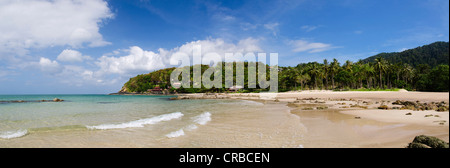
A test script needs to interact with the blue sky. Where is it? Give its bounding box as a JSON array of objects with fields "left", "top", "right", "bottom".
[{"left": 0, "top": 0, "right": 448, "bottom": 94}]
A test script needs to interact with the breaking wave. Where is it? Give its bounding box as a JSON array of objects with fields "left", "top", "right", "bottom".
[
  {"left": 165, "top": 112, "right": 212, "bottom": 138},
  {"left": 86, "top": 112, "right": 184, "bottom": 130},
  {"left": 0, "top": 129, "right": 28, "bottom": 139},
  {"left": 193, "top": 112, "right": 211, "bottom": 125}
]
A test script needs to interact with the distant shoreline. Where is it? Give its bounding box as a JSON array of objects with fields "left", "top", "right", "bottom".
[
  {"left": 108, "top": 92, "right": 177, "bottom": 96},
  {"left": 108, "top": 88, "right": 408, "bottom": 95}
]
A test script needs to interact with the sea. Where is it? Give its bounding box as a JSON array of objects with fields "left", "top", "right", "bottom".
[{"left": 0, "top": 95, "right": 305, "bottom": 147}]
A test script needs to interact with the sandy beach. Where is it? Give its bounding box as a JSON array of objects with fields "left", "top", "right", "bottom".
[
  {"left": 1, "top": 91, "right": 447, "bottom": 148},
  {"left": 178, "top": 91, "right": 449, "bottom": 148}
]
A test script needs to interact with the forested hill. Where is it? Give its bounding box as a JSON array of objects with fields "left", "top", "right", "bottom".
[{"left": 362, "top": 41, "right": 449, "bottom": 67}]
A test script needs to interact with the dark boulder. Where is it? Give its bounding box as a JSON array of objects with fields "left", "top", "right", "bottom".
[{"left": 407, "top": 135, "right": 449, "bottom": 148}]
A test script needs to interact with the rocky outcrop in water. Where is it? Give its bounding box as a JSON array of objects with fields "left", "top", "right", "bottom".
[
  {"left": 0, "top": 98, "right": 65, "bottom": 104},
  {"left": 169, "top": 93, "right": 231, "bottom": 100}
]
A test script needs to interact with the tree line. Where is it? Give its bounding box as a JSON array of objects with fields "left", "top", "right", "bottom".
[
  {"left": 279, "top": 57, "right": 448, "bottom": 92},
  {"left": 122, "top": 58, "right": 449, "bottom": 93}
]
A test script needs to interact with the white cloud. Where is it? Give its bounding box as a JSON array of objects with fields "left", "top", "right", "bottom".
[
  {"left": 96, "top": 46, "right": 167, "bottom": 75},
  {"left": 264, "top": 23, "right": 280, "bottom": 36},
  {"left": 21, "top": 38, "right": 263, "bottom": 88},
  {"left": 31, "top": 57, "right": 112, "bottom": 86},
  {"left": 57, "top": 49, "right": 92, "bottom": 62},
  {"left": 96, "top": 37, "right": 263, "bottom": 75},
  {"left": 237, "top": 38, "right": 263, "bottom": 53},
  {"left": 0, "top": 0, "right": 113, "bottom": 57},
  {"left": 170, "top": 38, "right": 263, "bottom": 66},
  {"left": 39, "top": 57, "right": 61, "bottom": 74},
  {"left": 301, "top": 25, "right": 318, "bottom": 32},
  {"left": 58, "top": 65, "right": 112, "bottom": 86},
  {"left": 289, "top": 40, "right": 334, "bottom": 53},
  {"left": 240, "top": 22, "right": 259, "bottom": 31}
]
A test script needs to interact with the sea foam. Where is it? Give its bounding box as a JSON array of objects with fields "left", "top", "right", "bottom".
[
  {"left": 185, "top": 124, "right": 198, "bottom": 131},
  {"left": 193, "top": 112, "right": 212, "bottom": 125},
  {"left": 86, "top": 112, "right": 184, "bottom": 130},
  {"left": 165, "top": 112, "right": 212, "bottom": 138},
  {"left": 166, "top": 129, "right": 185, "bottom": 138},
  {"left": 0, "top": 129, "right": 28, "bottom": 139}
]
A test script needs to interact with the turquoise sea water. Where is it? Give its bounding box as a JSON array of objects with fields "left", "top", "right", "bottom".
[
  {"left": 0, "top": 94, "right": 304, "bottom": 147},
  {"left": 0, "top": 95, "right": 217, "bottom": 138}
]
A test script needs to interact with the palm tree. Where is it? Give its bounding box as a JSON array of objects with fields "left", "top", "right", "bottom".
[
  {"left": 361, "top": 63, "right": 374, "bottom": 89},
  {"left": 386, "top": 63, "right": 394, "bottom": 89},
  {"left": 295, "top": 69, "right": 310, "bottom": 90},
  {"left": 342, "top": 60, "right": 355, "bottom": 88},
  {"left": 393, "top": 63, "right": 402, "bottom": 88},
  {"left": 353, "top": 61, "right": 364, "bottom": 89},
  {"left": 374, "top": 57, "right": 387, "bottom": 88},
  {"left": 322, "top": 59, "right": 329, "bottom": 90},
  {"left": 402, "top": 63, "right": 414, "bottom": 86},
  {"left": 330, "top": 59, "right": 340, "bottom": 89},
  {"left": 343, "top": 60, "right": 353, "bottom": 72},
  {"left": 307, "top": 62, "right": 322, "bottom": 89}
]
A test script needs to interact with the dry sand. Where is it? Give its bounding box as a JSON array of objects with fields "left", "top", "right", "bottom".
[
  {"left": 282, "top": 91, "right": 449, "bottom": 148},
  {"left": 341, "top": 110, "right": 448, "bottom": 127}
]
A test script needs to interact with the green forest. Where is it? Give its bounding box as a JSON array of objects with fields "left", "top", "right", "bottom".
[
  {"left": 362, "top": 41, "right": 448, "bottom": 67},
  {"left": 123, "top": 62, "right": 273, "bottom": 93},
  {"left": 121, "top": 41, "right": 449, "bottom": 93}
]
